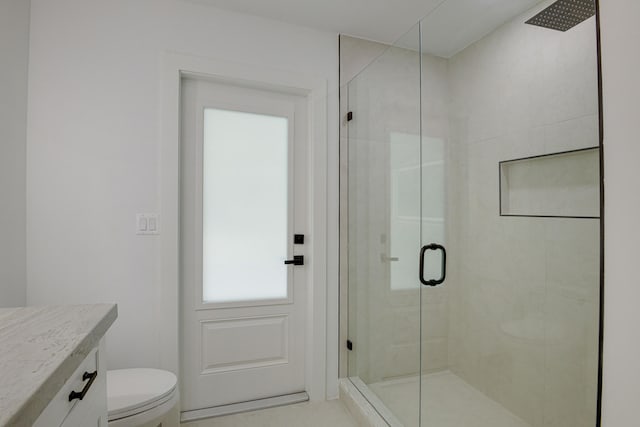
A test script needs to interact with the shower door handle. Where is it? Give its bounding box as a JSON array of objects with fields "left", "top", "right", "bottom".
[{"left": 419, "top": 243, "right": 446, "bottom": 286}]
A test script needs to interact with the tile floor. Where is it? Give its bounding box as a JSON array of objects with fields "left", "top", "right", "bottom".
[
  {"left": 181, "top": 371, "right": 529, "bottom": 427},
  {"left": 181, "top": 400, "right": 359, "bottom": 427}
]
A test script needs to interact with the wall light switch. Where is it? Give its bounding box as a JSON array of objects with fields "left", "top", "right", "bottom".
[{"left": 137, "top": 213, "right": 159, "bottom": 235}]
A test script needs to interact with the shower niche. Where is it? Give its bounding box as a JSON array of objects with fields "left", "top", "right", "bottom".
[
  {"left": 499, "top": 147, "right": 600, "bottom": 218},
  {"left": 342, "top": 0, "right": 601, "bottom": 426}
]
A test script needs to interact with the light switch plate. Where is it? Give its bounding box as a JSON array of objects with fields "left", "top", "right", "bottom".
[{"left": 136, "top": 213, "right": 159, "bottom": 235}]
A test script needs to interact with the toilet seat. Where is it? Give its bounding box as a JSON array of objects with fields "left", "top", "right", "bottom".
[{"left": 107, "top": 368, "right": 178, "bottom": 424}]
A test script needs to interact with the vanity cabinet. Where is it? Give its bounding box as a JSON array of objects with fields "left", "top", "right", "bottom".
[
  {"left": 0, "top": 304, "right": 116, "bottom": 427},
  {"left": 34, "top": 339, "right": 107, "bottom": 427}
]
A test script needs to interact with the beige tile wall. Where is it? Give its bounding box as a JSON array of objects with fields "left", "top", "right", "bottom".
[{"left": 445, "top": 3, "right": 600, "bottom": 425}]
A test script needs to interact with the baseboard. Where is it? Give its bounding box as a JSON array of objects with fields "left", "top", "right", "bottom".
[{"left": 180, "top": 391, "right": 309, "bottom": 422}]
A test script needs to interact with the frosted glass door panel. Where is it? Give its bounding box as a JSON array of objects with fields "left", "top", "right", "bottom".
[{"left": 203, "top": 108, "right": 289, "bottom": 303}]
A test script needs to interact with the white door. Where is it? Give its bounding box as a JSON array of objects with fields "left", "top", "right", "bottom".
[{"left": 180, "top": 77, "right": 309, "bottom": 412}]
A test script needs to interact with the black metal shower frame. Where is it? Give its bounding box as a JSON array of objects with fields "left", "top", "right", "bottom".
[{"left": 595, "top": 0, "right": 605, "bottom": 425}]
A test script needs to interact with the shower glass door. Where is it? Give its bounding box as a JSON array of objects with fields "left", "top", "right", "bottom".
[
  {"left": 346, "top": 23, "right": 424, "bottom": 426},
  {"left": 346, "top": 2, "right": 601, "bottom": 426}
]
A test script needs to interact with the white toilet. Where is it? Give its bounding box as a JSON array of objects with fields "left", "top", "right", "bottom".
[{"left": 107, "top": 368, "right": 180, "bottom": 427}]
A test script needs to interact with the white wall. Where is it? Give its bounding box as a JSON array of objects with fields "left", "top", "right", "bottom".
[
  {"left": 25, "top": 0, "right": 339, "bottom": 390},
  {"left": 600, "top": 1, "right": 640, "bottom": 425},
  {"left": 0, "top": 0, "right": 29, "bottom": 308}
]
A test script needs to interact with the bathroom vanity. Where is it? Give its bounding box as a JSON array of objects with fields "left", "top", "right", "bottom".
[{"left": 0, "top": 304, "right": 117, "bottom": 426}]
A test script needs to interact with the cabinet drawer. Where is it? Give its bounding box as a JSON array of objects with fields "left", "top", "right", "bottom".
[{"left": 34, "top": 343, "right": 102, "bottom": 427}]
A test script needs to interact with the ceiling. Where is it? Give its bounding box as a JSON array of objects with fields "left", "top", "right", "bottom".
[
  {"left": 191, "top": 0, "right": 446, "bottom": 44},
  {"left": 193, "top": 0, "right": 545, "bottom": 56},
  {"left": 421, "top": 0, "right": 542, "bottom": 57}
]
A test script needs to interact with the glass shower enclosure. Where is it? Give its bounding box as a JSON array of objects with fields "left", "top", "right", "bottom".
[{"left": 344, "top": 1, "right": 601, "bottom": 426}]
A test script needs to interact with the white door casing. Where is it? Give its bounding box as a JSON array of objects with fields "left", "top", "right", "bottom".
[{"left": 180, "top": 76, "right": 309, "bottom": 411}]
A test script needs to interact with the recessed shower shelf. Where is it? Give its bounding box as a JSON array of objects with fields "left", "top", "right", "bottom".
[{"left": 499, "top": 147, "right": 600, "bottom": 219}]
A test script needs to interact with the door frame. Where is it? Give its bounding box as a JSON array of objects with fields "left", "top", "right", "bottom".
[{"left": 159, "top": 51, "right": 330, "bottom": 402}]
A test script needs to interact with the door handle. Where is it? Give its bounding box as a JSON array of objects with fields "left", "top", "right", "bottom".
[
  {"left": 284, "top": 255, "right": 304, "bottom": 266},
  {"left": 419, "top": 244, "right": 446, "bottom": 286}
]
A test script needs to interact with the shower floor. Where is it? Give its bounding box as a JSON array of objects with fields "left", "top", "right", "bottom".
[{"left": 365, "top": 371, "right": 530, "bottom": 427}]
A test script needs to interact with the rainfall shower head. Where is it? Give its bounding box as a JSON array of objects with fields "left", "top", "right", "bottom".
[{"left": 525, "top": 0, "right": 595, "bottom": 32}]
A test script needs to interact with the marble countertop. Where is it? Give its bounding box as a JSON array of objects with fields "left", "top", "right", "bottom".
[{"left": 0, "top": 304, "right": 118, "bottom": 426}]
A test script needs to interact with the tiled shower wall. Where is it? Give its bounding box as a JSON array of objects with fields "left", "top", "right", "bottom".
[{"left": 445, "top": 4, "right": 600, "bottom": 426}]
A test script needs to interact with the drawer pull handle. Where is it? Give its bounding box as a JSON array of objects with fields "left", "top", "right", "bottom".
[{"left": 68, "top": 371, "right": 97, "bottom": 402}]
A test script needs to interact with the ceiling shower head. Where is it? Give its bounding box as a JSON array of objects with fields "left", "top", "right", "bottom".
[{"left": 525, "top": 0, "right": 595, "bottom": 32}]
